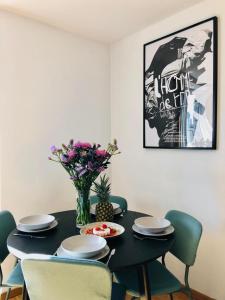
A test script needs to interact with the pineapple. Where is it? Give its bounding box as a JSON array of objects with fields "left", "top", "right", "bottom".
[{"left": 93, "top": 175, "right": 114, "bottom": 222}]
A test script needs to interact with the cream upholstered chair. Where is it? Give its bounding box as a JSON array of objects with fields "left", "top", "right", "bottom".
[{"left": 21, "top": 256, "right": 126, "bottom": 300}]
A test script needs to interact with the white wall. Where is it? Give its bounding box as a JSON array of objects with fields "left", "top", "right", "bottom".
[
  {"left": 110, "top": 0, "right": 225, "bottom": 299},
  {"left": 0, "top": 11, "right": 110, "bottom": 220}
]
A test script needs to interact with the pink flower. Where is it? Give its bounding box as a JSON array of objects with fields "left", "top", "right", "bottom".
[
  {"left": 68, "top": 150, "right": 76, "bottom": 159},
  {"left": 74, "top": 141, "right": 92, "bottom": 149},
  {"left": 95, "top": 149, "right": 109, "bottom": 157}
]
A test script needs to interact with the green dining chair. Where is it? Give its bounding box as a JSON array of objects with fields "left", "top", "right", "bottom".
[
  {"left": 114, "top": 210, "right": 202, "bottom": 300},
  {"left": 0, "top": 210, "right": 25, "bottom": 300},
  {"left": 21, "top": 256, "right": 126, "bottom": 300},
  {"left": 90, "top": 195, "right": 128, "bottom": 213}
]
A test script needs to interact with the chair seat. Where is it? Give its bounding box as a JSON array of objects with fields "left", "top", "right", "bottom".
[
  {"left": 111, "top": 282, "right": 126, "bottom": 300},
  {"left": 114, "top": 260, "right": 182, "bottom": 297},
  {"left": 6, "top": 262, "right": 24, "bottom": 286}
]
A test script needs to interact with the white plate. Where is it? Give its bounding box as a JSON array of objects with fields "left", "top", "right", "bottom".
[
  {"left": 132, "top": 224, "right": 174, "bottom": 236},
  {"left": 57, "top": 245, "right": 110, "bottom": 261},
  {"left": 90, "top": 202, "right": 120, "bottom": 215},
  {"left": 18, "top": 214, "right": 55, "bottom": 230},
  {"left": 134, "top": 216, "right": 171, "bottom": 233},
  {"left": 113, "top": 208, "right": 122, "bottom": 215},
  {"left": 17, "top": 220, "right": 58, "bottom": 233},
  {"left": 80, "top": 222, "right": 125, "bottom": 239},
  {"left": 61, "top": 235, "right": 106, "bottom": 259}
]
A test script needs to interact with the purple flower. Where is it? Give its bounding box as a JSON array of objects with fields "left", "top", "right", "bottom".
[
  {"left": 78, "top": 168, "right": 87, "bottom": 177},
  {"left": 97, "top": 166, "right": 105, "bottom": 173},
  {"left": 61, "top": 155, "right": 68, "bottom": 163},
  {"left": 87, "top": 161, "right": 94, "bottom": 171},
  {"left": 50, "top": 145, "right": 58, "bottom": 154},
  {"left": 75, "top": 165, "right": 83, "bottom": 173}
]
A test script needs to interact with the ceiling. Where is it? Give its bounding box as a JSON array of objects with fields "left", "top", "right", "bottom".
[{"left": 0, "top": 0, "right": 203, "bottom": 43}]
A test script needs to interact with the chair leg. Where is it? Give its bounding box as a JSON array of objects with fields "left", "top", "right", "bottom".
[
  {"left": 184, "top": 266, "right": 194, "bottom": 300},
  {"left": 186, "top": 287, "right": 194, "bottom": 300},
  {"left": 169, "top": 293, "right": 174, "bottom": 300}
]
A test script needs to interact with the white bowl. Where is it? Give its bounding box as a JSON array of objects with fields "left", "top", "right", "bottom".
[
  {"left": 134, "top": 217, "right": 171, "bottom": 233},
  {"left": 61, "top": 235, "right": 107, "bottom": 259},
  {"left": 18, "top": 214, "right": 55, "bottom": 230}
]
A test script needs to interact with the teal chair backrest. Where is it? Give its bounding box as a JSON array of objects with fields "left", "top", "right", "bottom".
[
  {"left": 0, "top": 211, "right": 16, "bottom": 263},
  {"left": 90, "top": 195, "right": 128, "bottom": 212},
  {"left": 165, "top": 210, "right": 202, "bottom": 266},
  {"left": 22, "top": 256, "right": 112, "bottom": 300}
]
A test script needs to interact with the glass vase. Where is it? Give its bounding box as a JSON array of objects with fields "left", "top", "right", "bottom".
[{"left": 76, "top": 188, "right": 91, "bottom": 227}]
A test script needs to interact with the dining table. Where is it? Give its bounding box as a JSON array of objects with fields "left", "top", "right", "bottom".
[{"left": 7, "top": 210, "right": 175, "bottom": 300}]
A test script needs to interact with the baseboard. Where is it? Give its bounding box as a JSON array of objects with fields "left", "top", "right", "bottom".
[{"left": 191, "top": 288, "right": 215, "bottom": 300}]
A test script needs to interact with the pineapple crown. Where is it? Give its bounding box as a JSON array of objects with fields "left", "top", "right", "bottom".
[{"left": 93, "top": 174, "right": 111, "bottom": 202}]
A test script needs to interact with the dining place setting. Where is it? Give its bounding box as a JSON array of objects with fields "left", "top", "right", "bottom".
[{"left": 132, "top": 216, "right": 174, "bottom": 240}]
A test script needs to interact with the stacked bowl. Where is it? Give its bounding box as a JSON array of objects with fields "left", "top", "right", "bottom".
[
  {"left": 133, "top": 216, "right": 173, "bottom": 236},
  {"left": 17, "top": 214, "right": 57, "bottom": 233},
  {"left": 57, "top": 235, "right": 110, "bottom": 260}
]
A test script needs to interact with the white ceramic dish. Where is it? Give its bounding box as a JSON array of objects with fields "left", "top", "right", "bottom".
[
  {"left": 132, "top": 224, "right": 174, "bottom": 236},
  {"left": 57, "top": 245, "right": 110, "bottom": 261},
  {"left": 80, "top": 222, "right": 125, "bottom": 239},
  {"left": 17, "top": 220, "right": 58, "bottom": 233},
  {"left": 134, "top": 216, "right": 171, "bottom": 233},
  {"left": 90, "top": 202, "right": 120, "bottom": 215},
  {"left": 18, "top": 214, "right": 55, "bottom": 230},
  {"left": 61, "top": 235, "right": 106, "bottom": 259}
]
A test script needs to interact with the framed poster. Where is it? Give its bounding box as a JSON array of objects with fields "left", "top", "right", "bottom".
[{"left": 143, "top": 17, "right": 217, "bottom": 149}]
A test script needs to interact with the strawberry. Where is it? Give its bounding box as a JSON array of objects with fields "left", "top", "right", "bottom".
[
  {"left": 110, "top": 228, "right": 116, "bottom": 235},
  {"left": 102, "top": 224, "right": 108, "bottom": 229},
  {"left": 95, "top": 227, "right": 101, "bottom": 231}
]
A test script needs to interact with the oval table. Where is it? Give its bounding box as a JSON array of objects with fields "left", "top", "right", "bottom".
[{"left": 7, "top": 210, "right": 174, "bottom": 300}]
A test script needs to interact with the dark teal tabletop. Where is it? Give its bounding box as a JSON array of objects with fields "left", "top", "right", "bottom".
[{"left": 7, "top": 210, "right": 174, "bottom": 272}]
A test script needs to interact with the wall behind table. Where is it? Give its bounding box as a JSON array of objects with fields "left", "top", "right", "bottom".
[
  {"left": 0, "top": 11, "right": 110, "bottom": 220},
  {"left": 110, "top": 0, "right": 225, "bottom": 298}
]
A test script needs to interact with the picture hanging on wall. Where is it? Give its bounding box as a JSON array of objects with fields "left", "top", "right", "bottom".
[{"left": 143, "top": 17, "right": 217, "bottom": 149}]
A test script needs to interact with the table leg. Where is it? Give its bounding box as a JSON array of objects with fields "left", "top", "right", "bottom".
[{"left": 142, "top": 264, "right": 151, "bottom": 300}]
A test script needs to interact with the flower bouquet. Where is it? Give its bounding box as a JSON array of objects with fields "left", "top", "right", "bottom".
[{"left": 49, "top": 139, "right": 120, "bottom": 227}]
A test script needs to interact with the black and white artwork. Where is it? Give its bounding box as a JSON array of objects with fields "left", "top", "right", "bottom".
[{"left": 143, "top": 17, "right": 217, "bottom": 149}]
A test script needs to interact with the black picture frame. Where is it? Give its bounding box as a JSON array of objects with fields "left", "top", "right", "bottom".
[{"left": 143, "top": 17, "right": 217, "bottom": 149}]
